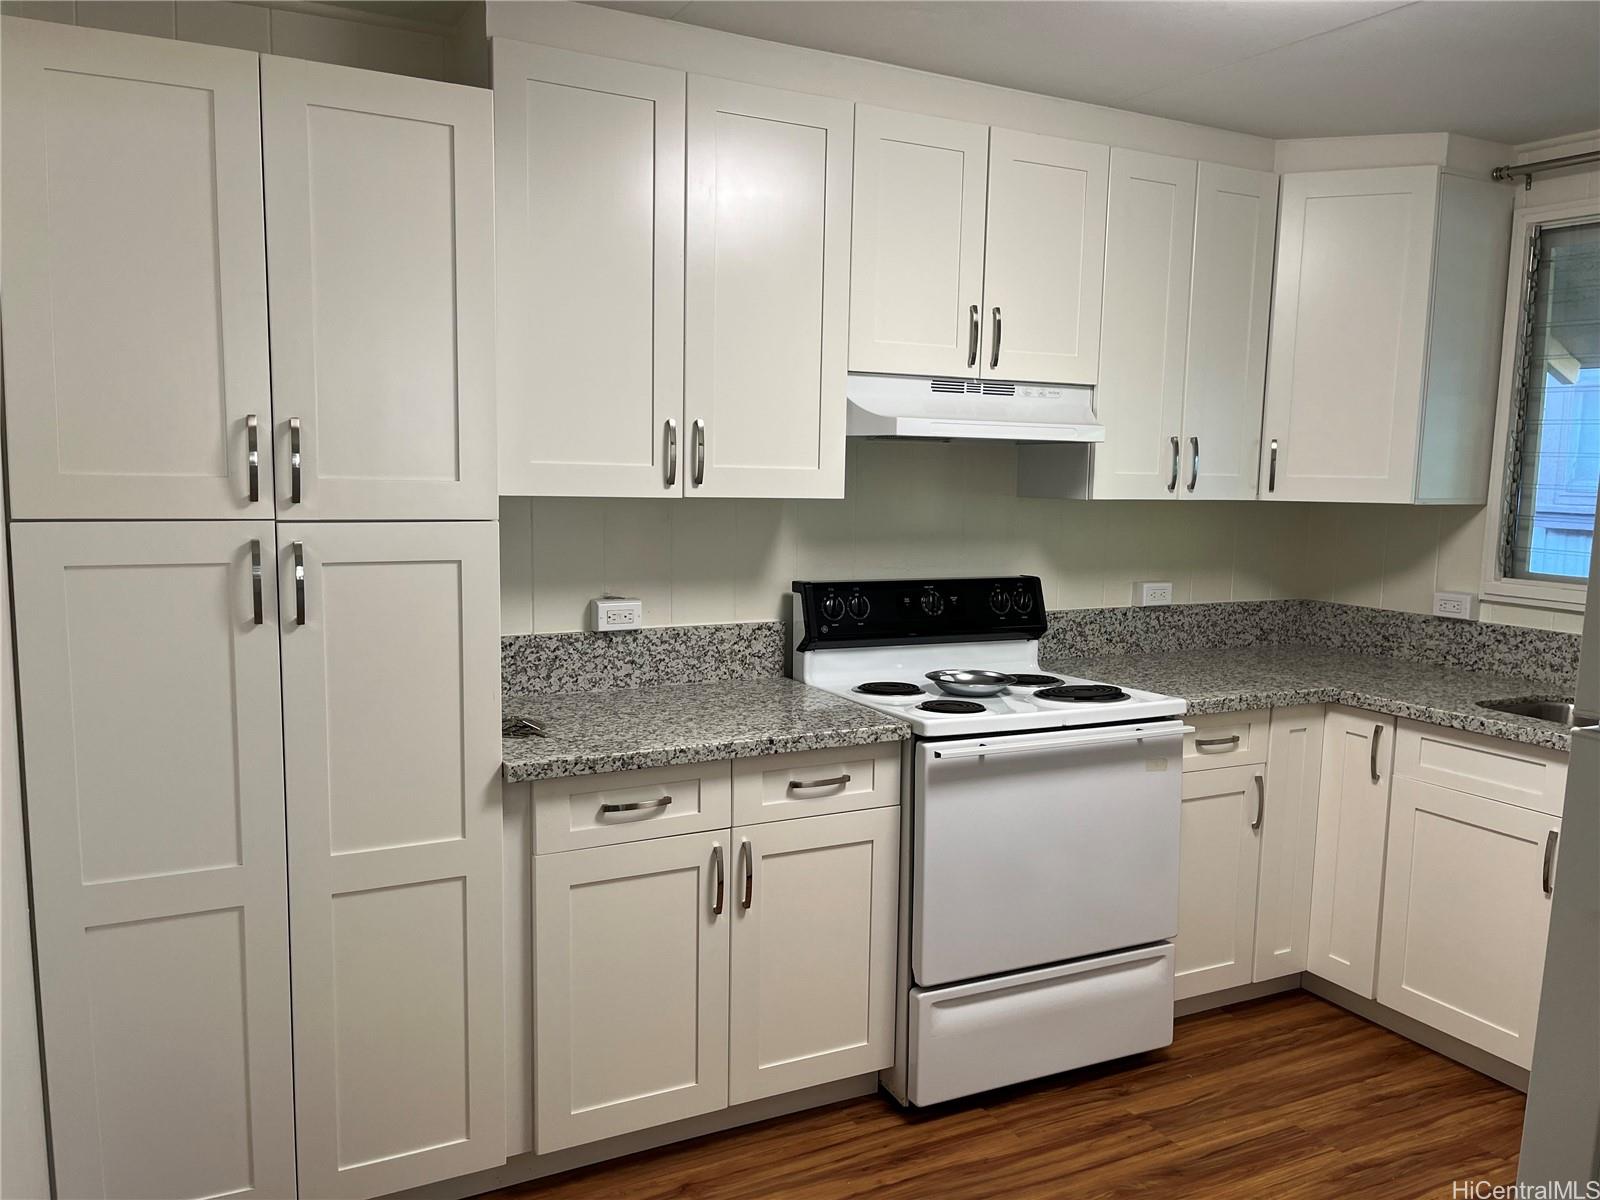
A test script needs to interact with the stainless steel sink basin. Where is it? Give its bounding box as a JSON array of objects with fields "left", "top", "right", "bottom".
[{"left": 1478, "top": 697, "right": 1599, "bottom": 728}]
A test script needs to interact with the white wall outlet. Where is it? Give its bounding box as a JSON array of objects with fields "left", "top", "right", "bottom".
[
  {"left": 588, "top": 595, "right": 643, "bottom": 631},
  {"left": 1432, "top": 591, "right": 1478, "bottom": 620},
  {"left": 1134, "top": 581, "right": 1174, "bottom": 607}
]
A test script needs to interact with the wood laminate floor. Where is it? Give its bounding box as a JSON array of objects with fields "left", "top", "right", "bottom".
[{"left": 490, "top": 993, "right": 1526, "bottom": 1200}]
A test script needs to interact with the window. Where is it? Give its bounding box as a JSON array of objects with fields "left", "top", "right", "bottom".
[{"left": 1500, "top": 218, "right": 1600, "bottom": 585}]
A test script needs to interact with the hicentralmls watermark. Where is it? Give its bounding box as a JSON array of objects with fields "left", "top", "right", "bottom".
[{"left": 1453, "top": 1182, "right": 1600, "bottom": 1199}]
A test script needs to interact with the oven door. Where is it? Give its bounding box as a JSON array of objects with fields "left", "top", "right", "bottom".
[{"left": 912, "top": 721, "right": 1188, "bottom": 988}]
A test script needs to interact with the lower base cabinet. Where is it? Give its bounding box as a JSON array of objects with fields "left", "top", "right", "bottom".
[{"left": 1174, "top": 764, "right": 1263, "bottom": 1000}]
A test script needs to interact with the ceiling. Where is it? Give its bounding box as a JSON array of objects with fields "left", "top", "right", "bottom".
[{"left": 590, "top": 0, "right": 1600, "bottom": 145}]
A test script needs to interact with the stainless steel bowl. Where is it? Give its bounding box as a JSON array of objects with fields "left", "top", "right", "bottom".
[
  {"left": 926, "top": 669, "right": 1016, "bottom": 697},
  {"left": 1478, "top": 697, "right": 1599, "bottom": 729}
]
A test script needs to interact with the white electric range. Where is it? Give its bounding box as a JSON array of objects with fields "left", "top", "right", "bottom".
[{"left": 791, "top": 575, "right": 1190, "bottom": 1106}]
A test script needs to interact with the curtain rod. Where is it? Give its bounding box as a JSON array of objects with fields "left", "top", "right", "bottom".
[{"left": 1490, "top": 150, "right": 1600, "bottom": 190}]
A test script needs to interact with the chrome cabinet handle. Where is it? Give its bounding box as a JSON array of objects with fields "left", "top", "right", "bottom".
[
  {"left": 250, "top": 539, "right": 263, "bottom": 626},
  {"left": 711, "top": 843, "right": 725, "bottom": 916},
  {"left": 989, "top": 307, "right": 1002, "bottom": 370},
  {"left": 1167, "top": 436, "right": 1180, "bottom": 492},
  {"left": 1370, "top": 724, "right": 1383, "bottom": 783},
  {"left": 246, "top": 414, "right": 260, "bottom": 503},
  {"left": 1195, "top": 735, "right": 1240, "bottom": 751},
  {"left": 787, "top": 773, "right": 851, "bottom": 792},
  {"left": 1251, "top": 773, "right": 1264, "bottom": 831},
  {"left": 599, "top": 795, "right": 671, "bottom": 815},
  {"left": 739, "top": 839, "right": 753, "bottom": 910},
  {"left": 1268, "top": 439, "right": 1278, "bottom": 493},
  {"left": 288, "top": 417, "right": 302, "bottom": 504},
  {"left": 1543, "top": 830, "right": 1559, "bottom": 896},
  {"left": 664, "top": 418, "right": 678, "bottom": 487},
  {"left": 967, "top": 304, "right": 979, "bottom": 368},
  {"left": 1188, "top": 436, "right": 1200, "bottom": 492},
  {"left": 292, "top": 541, "right": 306, "bottom": 626},
  {"left": 691, "top": 419, "right": 706, "bottom": 488}
]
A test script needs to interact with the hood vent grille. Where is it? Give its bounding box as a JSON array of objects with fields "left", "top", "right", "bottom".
[{"left": 928, "top": 378, "right": 1018, "bottom": 396}]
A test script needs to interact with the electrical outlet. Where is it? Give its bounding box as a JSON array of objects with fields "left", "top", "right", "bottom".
[
  {"left": 589, "top": 596, "right": 643, "bottom": 631},
  {"left": 1432, "top": 591, "right": 1478, "bottom": 620},
  {"left": 1134, "top": 581, "right": 1174, "bottom": 607}
]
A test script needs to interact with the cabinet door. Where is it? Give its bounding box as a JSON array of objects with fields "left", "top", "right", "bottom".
[
  {"left": 1, "top": 18, "right": 273, "bottom": 520},
  {"left": 1092, "top": 150, "right": 1196, "bottom": 499},
  {"left": 1174, "top": 765, "right": 1262, "bottom": 1001},
  {"left": 494, "top": 42, "right": 685, "bottom": 497},
  {"left": 535, "top": 832, "right": 731, "bottom": 1152},
  {"left": 10, "top": 522, "right": 294, "bottom": 1199},
  {"left": 729, "top": 808, "right": 899, "bottom": 1103},
  {"left": 263, "top": 56, "right": 495, "bottom": 520},
  {"left": 1182, "top": 163, "right": 1278, "bottom": 501},
  {"left": 849, "top": 105, "right": 989, "bottom": 378},
  {"left": 685, "top": 76, "right": 853, "bottom": 499},
  {"left": 1306, "top": 709, "right": 1395, "bottom": 996},
  {"left": 981, "top": 128, "right": 1108, "bottom": 385},
  {"left": 1253, "top": 705, "right": 1324, "bottom": 980},
  {"left": 1260, "top": 167, "right": 1439, "bottom": 503},
  {"left": 279, "top": 521, "right": 503, "bottom": 1197},
  {"left": 1378, "top": 779, "right": 1557, "bottom": 1069}
]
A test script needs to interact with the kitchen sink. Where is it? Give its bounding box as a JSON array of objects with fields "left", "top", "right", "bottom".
[{"left": 1477, "top": 697, "right": 1599, "bottom": 728}]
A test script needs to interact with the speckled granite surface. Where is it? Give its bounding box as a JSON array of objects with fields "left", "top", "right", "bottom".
[
  {"left": 502, "top": 622, "right": 785, "bottom": 695},
  {"left": 1043, "top": 645, "right": 1579, "bottom": 752},
  {"left": 501, "top": 678, "right": 909, "bottom": 783}
]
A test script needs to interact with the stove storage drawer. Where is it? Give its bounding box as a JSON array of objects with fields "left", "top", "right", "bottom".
[
  {"left": 533, "top": 761, "right": 733, "bottom": 853},
  {"left": 1183, "top": 710, "right": 1269, "bottom": 771},
  {"left": 732, "top": 742, "right": 901, "bottom": 825}
]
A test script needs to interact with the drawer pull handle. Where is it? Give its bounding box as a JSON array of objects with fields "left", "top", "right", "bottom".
[
  {"left": 600, "top": 795, "right": 671, "bottom": 815},
  {"left": 1251, "top": 773, "right": 1264, "bottom": 831},
  {"left": 1370, "top": 724, "right": 1383, "bottom": 782},
  {"left": 711, "top": 843, "right": 725, "bottom": 916},
  {"left": 739, "top": 839, "right": 754, "bottom": 910},
  {"left": 787, "top": 773, "right": 851, "bottom": 792},
  {"left": 1194, "top": 735, "right": 1240, "bottom": 751},
  {"left": 1543, "top": 830, "right": 1559, "bottom": 897}
]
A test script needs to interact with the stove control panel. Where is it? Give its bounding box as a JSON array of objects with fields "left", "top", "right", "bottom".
[{"left": 792, "top": 576, "right": 1047, "bottom": 649}]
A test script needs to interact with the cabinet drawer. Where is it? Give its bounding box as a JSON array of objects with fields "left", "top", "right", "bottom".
[
  {"left": 1183, "top": 711, "right": 1269, "bottom": 771},
  {"left": 1394, "top": 720, "right": 1568, "bottom": 817},
  {"left": 533, "top": 761, "right": 732, "bottom": 854},
  {"left": 732, "top": 743, "right": 901, "bottom": 825}
]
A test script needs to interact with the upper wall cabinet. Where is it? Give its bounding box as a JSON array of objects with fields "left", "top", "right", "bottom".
[
  {"left": 1, "top": 18, "right": 274, "bottom": 520},
  {"left": 263, "top": 56, "right": 496, "bottom": 521},
  {"left": 848, "top": 109, "right": 1108, "bottom": 387},
  {"left": 1261, "top": 166, "right": 1512, "bottom": 504}
]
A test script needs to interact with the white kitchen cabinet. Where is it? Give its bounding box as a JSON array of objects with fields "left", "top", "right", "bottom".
[
  {"left": 729, "top": 807, "right": 899, "bottom": 1102},
  {"left": 262, "top": 56, "right": 496, "bottom": 521},
  {"left": 1253, "top": 705, "right": 1324, "bottom": 981},
  {"left": 1260, "top": 166, "right": 1512, "bottom": 504},
  {"left": 684, "top": 76, "right": 853, "bottom": 499},
  {"left": 535, "top": 831, "right": 731, "bottom": 1153},
  {"left": 1, "top": 18, "right": 274, "bottom": 521},
  {"left": 494, "top": 42, "right": 685, "bottom": 497},
  {"left": 849, "top": 105, "right": 990, "bottom": 378},
  {"left": 1174, "top": 764, "right": 1263, "bottom": 1001},
  {"left": 9, "top": 522, "right": 295, "bottom": 1200},
  {"left": 278, "top": 521, "right": 504, "bottom": 1197},
  {"left": 1306, "top": 708, "right": 1396, "bottom": 996},
  {"left": 982, "top": 129, "right": 1109, "bottom": 385},
  {"left": 1377, "top": 778, "right": 1558, "bottom": 1069}
]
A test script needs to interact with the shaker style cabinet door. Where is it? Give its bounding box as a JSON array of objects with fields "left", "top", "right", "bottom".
[
  {"left": 1092, "top": 149, "right": 1196, "bottom": 500},
  {"left": 684, "top": 76, "right": 853, "bottom": 499},
  {"left": 10, "top": 522, "right": 295, "bottom": 1199},
  {"left": 494, "top": 42, "right": 686, "bottom": 497},
  {"left": 1252, "top": 704, "right": 1323, "bottom": 981},
  {"left": 981, "top": 128, "right": 1108, "bottom": 385},
  {"left": 1, "top": 18, "right": 273, "bottom": 520},
  {"left": 278, "top": 521, "right": 504, "bottom": 1198},
  {"left": 849, "top": 105, "right": 989, "bottom": 378},
  {"left": 263, "top": 56, "right": 495, "bottom": 520},
  {"left": 1174, "top": 765, "right": 1263, "bottom": 1001}
]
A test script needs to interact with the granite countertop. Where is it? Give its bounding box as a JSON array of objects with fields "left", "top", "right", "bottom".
[
  {"left": 1043, "top": 645, "right": 1578, "bottom": 752},
  {"left": 501, "top": 677, "right": 911, "bottom": 783}
]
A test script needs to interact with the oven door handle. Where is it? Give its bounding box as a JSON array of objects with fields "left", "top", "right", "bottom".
[{"left": 931, "top": 724, "right": 1194, "bottom": 761}]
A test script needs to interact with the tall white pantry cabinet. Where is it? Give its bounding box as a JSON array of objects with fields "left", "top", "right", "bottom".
[{"left": 2, "top": 18, "right": 503, "bottom": 1200}]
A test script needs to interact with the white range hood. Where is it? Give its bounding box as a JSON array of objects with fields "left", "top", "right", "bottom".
[{"left": 846, "top": 373, "right": 1102, "bottom": 442}]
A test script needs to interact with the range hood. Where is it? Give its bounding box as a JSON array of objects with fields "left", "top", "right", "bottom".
[{"left": 846, "top": 373, "right": 1102, "bottom": 443}]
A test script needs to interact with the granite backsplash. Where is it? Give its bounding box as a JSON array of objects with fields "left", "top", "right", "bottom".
[{"left": 501, "top": 621, "right": 786, "bottom": 694}]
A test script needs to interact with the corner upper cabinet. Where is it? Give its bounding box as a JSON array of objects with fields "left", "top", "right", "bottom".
[
  {"left": 262, "top": 56, "right": 496, "bottom": 520},
  {"left": 1, "top": 18, "right": 273, "bottom": 520},
  {"left": 494, "top": 42, "right": 685, "bottom": 497},
  {"left": 1260, "top": 166, "right": 1512, "bottom": 504},
  {"left": 685, "top": 76, "right": 853, "bottom": 499}
]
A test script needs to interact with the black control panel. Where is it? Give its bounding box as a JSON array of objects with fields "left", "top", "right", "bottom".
[{"left": 792, "top": 576, "right": 1047, "bottom": 649}]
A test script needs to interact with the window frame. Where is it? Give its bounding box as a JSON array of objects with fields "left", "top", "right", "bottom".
[{"left": 1480, "top": 197, "right": 1599, "bottom": 613}]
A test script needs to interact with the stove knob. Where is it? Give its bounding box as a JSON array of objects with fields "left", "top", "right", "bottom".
[
  {"left": 1013, "top": 586, "right": 1035, "bottom": 615},
  {"left": 988, "top": 585, "right": 1012, "bottom": 615},
  {"left": 846, "top": 593, "right": 872, "bottom": 621},
  {"left": 920, "top": 587, "right": 945, "bottom": 617},
  {"left": 820, "top": 593, "right": 845, "bottom": 622}
]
